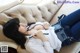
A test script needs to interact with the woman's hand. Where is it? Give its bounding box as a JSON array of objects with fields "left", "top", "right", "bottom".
[
  {"left": 33, "top": 30, "right": 48, "bottom": 42},
  {"left": 28, "top": 29, "right": 38, "bottom": 36},
  {"left": 43, "top": 22, "right": 50, "bottom": 30},
  {"left": 28, "top": 29, "right": 48, "bottom": 41}
]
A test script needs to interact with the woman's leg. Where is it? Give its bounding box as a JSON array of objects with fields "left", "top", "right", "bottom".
[
  {"left": 71, "top": 22, "right": 80, "bottom": 40},
  {"left": 61, "top": 9, "right": 80, "bottom": 28},
  {"left": 61, "top": 9, "right": 80, "bottom": 36},
  {"left": 62, "top": 22, "right": 80, "bottom": 47}
]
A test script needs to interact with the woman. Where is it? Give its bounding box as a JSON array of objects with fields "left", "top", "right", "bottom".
[
  {"left": 3, "top": 9, "right": 80, "bottom": 53},
  {"left": 27, "top": 9, "right": 80, "bottom": 46},
  {"left": 26, "top": 21, "right": 62, "bottom": 52},
  {"left": 3, "top": 18, "right": 53, "bottom": 53}
]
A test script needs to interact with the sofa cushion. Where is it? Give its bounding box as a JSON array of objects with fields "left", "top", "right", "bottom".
[
  {"left": 3, "top": 5, "right": 28, "bottom": 24},
  {"left": 2, "top": 0, "right": 65, "bottom": 24},
  {"left": 4, "top": 5, "right": 46, "bottom": 23},
  {"left": 59, "top": 42, "right": 80, "bottom": 53},
  {"left": 38, "top": 2, "right": 58, "bottom": 22},
  {"left": 28, "top": 6, "right": 47, "bottom": 22},
  {"left": 0, "top": 13, "right": 12, "bottom": 25},
  {"left": 38, "top": 0, "right": 66, "bottom": 22}
]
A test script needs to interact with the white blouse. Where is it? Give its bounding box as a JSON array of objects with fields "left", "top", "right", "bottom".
[
  {"left": 25, "top": 38, "right": 53, "bottom": 53},
  {"left": 41, "top": 27, "right": 62, "bottom": 51},
  {"left": 25, "top": 22, "right": 62, "bottom": 53}
]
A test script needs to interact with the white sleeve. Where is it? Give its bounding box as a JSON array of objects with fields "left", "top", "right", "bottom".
[
  {"left": 49, "top": 27, "right": 62, "bottom": 52},
  {"left": 43, "top": 41, "right": 54, "bottom": 53},
  {"left": 26, "top": 38, "right": 53, "bottom": 53}
]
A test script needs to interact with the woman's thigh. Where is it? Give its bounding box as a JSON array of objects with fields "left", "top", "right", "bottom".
[
  {"left": 61, "top": 9, "right": 80, "bottom": 28},
  {"left": 62, "top": 21, "right": 80, "bottom": 47},
  {"left": 71, "top": 22, "right": 80, "bottom": 40}
]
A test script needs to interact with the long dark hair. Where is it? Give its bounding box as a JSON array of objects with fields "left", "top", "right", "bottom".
[
  {"left": 3, "top": 18, "right": 26, "bottom": 49},
  {"left": 27, "top": 22, "right": 35, "bottom": 26}
]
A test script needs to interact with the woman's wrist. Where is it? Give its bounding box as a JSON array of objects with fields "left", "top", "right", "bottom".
[{"left": 41, "top": 37, "right": 48, "bottom": 42}]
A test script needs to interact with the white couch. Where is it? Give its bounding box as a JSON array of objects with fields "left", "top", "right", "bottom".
[{"left": 0, "top": 0, "right": 80, "bottom": 53}]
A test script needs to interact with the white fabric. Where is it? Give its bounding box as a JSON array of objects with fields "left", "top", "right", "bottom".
[
  {"left": 35, "top": 22, "right": 44, "bottom": 25},
  {"left": 32, "top": 22, "right": 62, "bottom": 51},
  {"left": 43, "top": 41, "right": 53, "bottom": 53},
  {"left": 25, "top": 22, "right": 62, "bottom": 53},
  {"left": 41, "top": 27, "right": 62, "bottom": 51},
  {"left": 25, "top": 37, "right": 53, "bottom": 53}
]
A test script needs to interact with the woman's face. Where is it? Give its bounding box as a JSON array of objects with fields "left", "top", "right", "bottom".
[{"left": 18, "top": 23, "right": 28, "bottom": 34}]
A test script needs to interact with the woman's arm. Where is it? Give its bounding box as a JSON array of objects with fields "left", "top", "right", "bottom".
[
  {"left": 43, "top": 22, "right": 50, "bottom": 30},
  {"left": 0, "top": 0, "right": 24, "bottom": 13},
  {"left": 27, "top": 30, "right": 53, "bottom": 53},
  {"left": 34, "top": 31, "right": 53, "bottom": 53},
  {"left": 30, "top": 22, "right": 50, "bottom": 30}
]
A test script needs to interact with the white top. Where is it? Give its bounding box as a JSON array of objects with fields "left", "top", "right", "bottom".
[
  {"left": 41, "top": 27, "right": 62, "bottom": 51},
  {"left": 25, "top": 22, "right": 62, "bottom": 53},
  {"left": 25, "top": 38, "right": 53, "bottom": 53}
]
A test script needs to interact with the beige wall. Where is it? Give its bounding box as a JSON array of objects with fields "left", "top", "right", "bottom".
[
  {"left": 50, "top": 0, "right": 80, "bottom": 24},
  {"left": 56, "top": 0, "right": 80, "bottom": 16}
]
